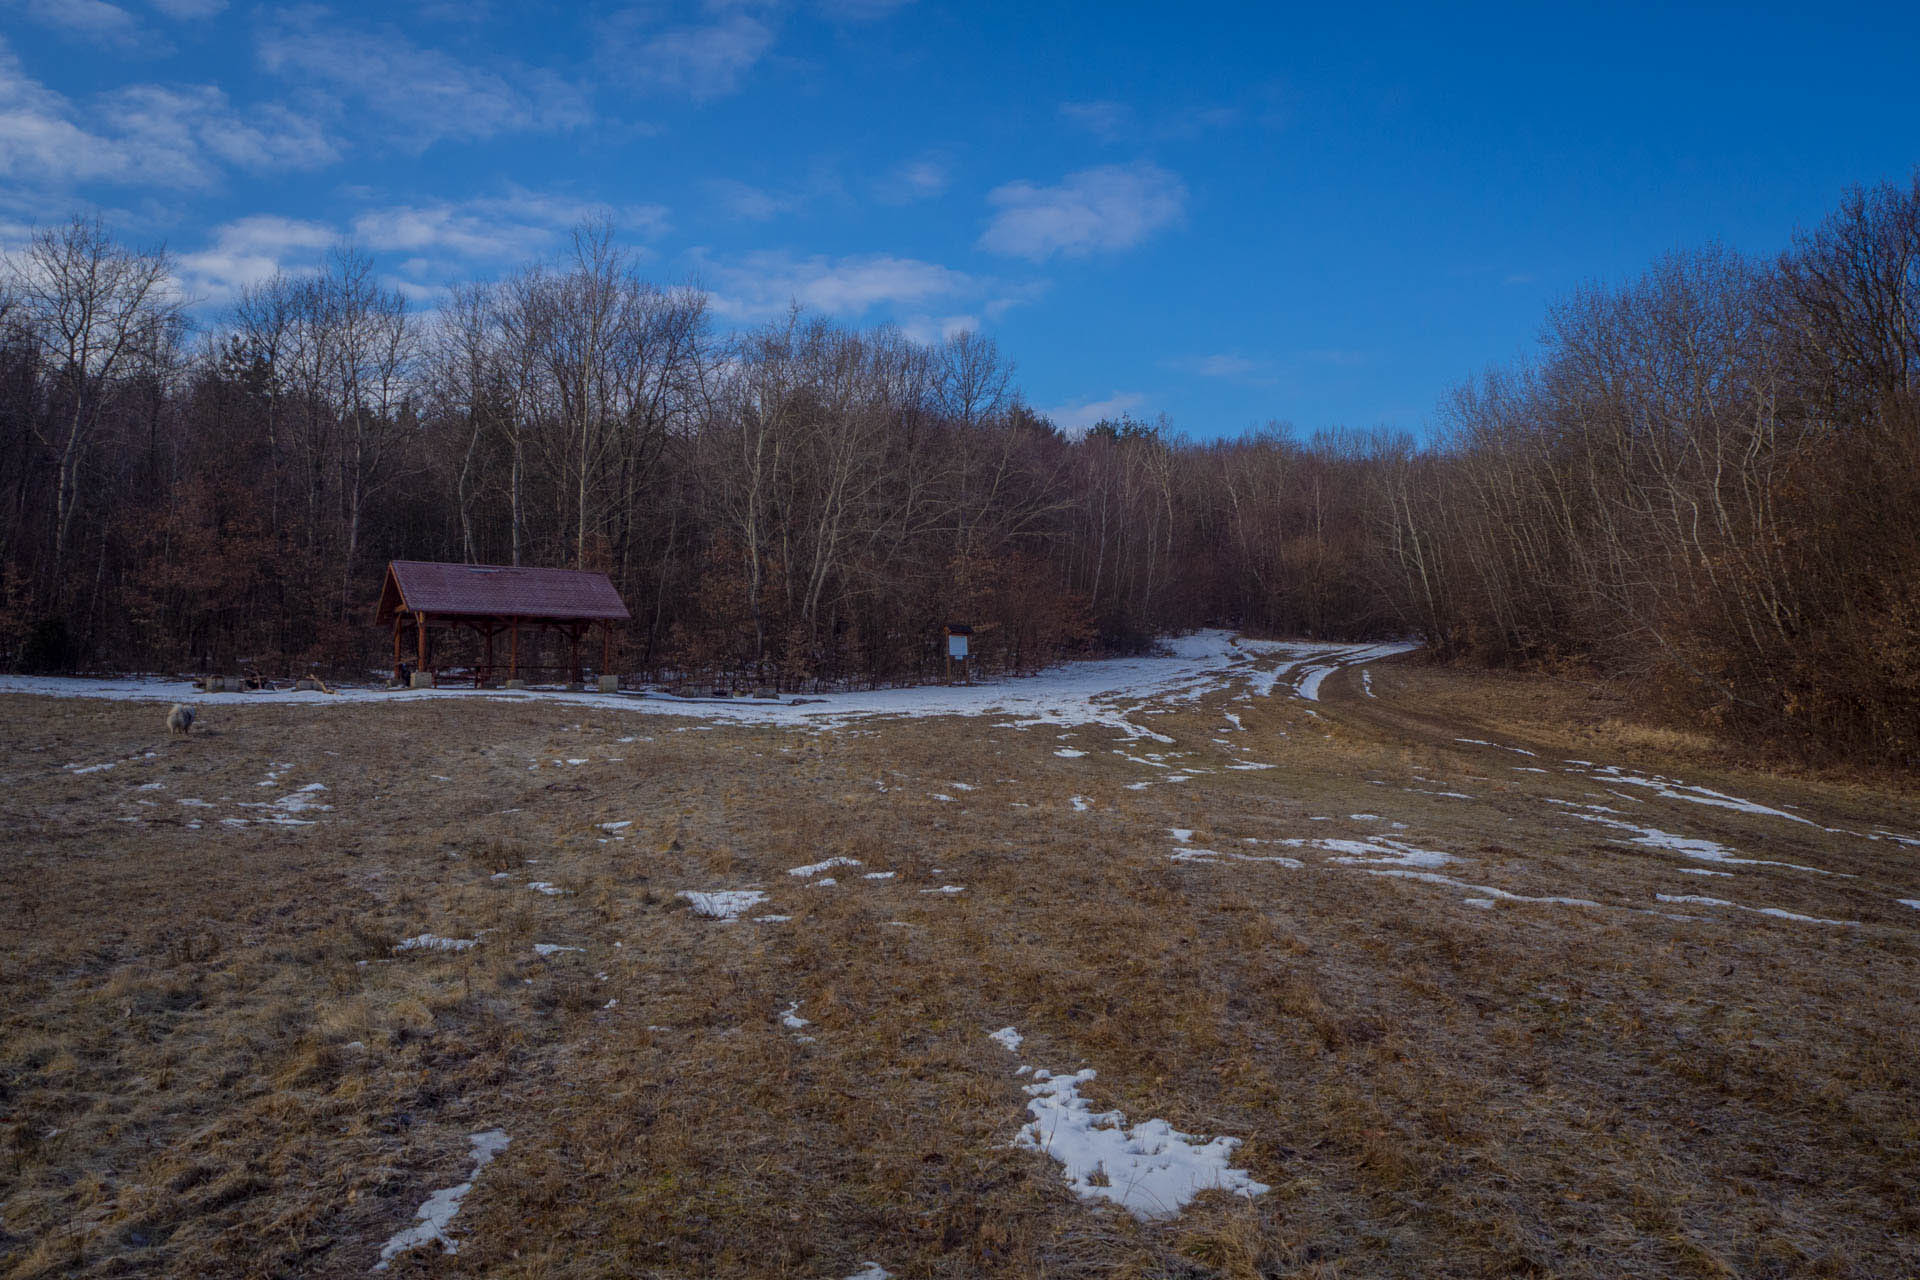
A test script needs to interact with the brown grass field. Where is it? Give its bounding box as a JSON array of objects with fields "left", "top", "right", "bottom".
[{"left": 3, "top": 649, "right": 1918, "bottom": 1278}]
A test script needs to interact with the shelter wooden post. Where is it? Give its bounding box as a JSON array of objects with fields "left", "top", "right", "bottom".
[
  {"left": 483, "top": 623, "right": 495, "bottom": 687},
  {"left": 391, "top": 617, "right": 403, "bottom": 682},
  {"left": 416, "top": 611, "right": 428, "bottom": 675},
  {"left": 596, "top": 621, "right": 620, "bottom": 693},
  {"left": 509, "top": 617, "right": 520, "bottom": 683}
]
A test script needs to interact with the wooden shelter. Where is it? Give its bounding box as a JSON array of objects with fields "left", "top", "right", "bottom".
[{"left": 375, "top": 561, "right": 631, "bottom": 686}]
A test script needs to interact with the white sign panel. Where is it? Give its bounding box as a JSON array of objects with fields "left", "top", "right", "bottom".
[{"left": 947, "top": 634, "right": 968, "bottom": 659}]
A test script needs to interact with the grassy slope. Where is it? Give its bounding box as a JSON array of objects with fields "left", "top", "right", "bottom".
[{"left": 2, "top": 656, "right": 1917, "bottom": 1278}]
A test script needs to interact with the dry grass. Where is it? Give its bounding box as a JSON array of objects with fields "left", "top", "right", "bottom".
[{"left": 3, "top": 657, "right": 1918, "bottom": 1278}]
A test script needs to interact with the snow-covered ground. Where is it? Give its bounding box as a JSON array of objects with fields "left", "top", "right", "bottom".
[{"left": 0, "top": 631, "right": 1415, "bottom": 737}]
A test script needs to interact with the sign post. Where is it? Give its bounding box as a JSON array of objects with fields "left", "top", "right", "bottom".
[{"left": 944, "top": 624, "right": 973, "bottom": 685}]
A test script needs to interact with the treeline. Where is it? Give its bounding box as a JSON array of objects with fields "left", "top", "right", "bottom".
[
  {"left": 1, "top": 179, "right": 1916, "bottom": 762},
  {"left": 1382, "top": 180, "right": 1920, "bottom": 763},
  {"left": 0, "top": 219, "right": 1389, "bottom": 691}
]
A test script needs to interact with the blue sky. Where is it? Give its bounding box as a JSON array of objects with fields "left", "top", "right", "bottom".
[{"left": 3, "top": 1, "right": 1917, "bottom": 437}]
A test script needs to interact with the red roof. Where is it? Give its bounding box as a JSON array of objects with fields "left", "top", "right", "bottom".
[{"left": 377, "top": 561, "right": 631, "bottom": 624}]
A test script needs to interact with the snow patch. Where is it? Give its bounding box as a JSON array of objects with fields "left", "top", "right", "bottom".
[
  {"left": 1572, "top": 765, "right": 1823, "bottom": 828},
  {"left": 1359, "top": 868, "right": 1603, "bottom": 910},
  {"left": 1555, "top": 803, "right": 1836, "bottom": 875},
  {"left": 394, "top": 935, "right": 477, "bottom": 953},
  {"left": 1654, "top": 894, "right": 1859, "bottom": 926},
  {"left": 1013, "top": 1067, "right": 1269, "bottom": 1219},
  {"left": 789, "top": 857, "right": 861, "bottom": 878},
  {"left": 679, "top": 890, "right": 767, "bottom": 919},
  {"left": 1294, "top": 666, "right": 1337, "bottom": 701},
  {"left": 1316, "top": 837, "right": 1456, "bottom": 870},
  {"left": 989, "top": 1026, "right": 1023, "bottom": 1052},
  {"left": 373, "top": 1129, "right": 510, "bottom": 1271},
  {"left": 1170, "top": 847, "right": 1304, "bottom": 868}
]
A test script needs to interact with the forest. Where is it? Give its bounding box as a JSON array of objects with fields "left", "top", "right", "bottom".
[{"left": 1, "top": 178, "right": 1916, "bottom": 764}]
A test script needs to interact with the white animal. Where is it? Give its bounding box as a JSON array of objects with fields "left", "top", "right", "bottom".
[{"left": 167, "top": 703, "right": 195, "bottom": 737}]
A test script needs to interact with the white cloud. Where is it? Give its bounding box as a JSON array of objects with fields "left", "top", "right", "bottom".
[
  {"left": 176, "top": 189, "right": 671, "bottom": 308},
  {"left": 352, "top": 190, "right": 669, "bottom": 260},
  {"left": 100, "top": 83, "right": 338, "bottom": 170},
  {"left": 815, "top": 0, "right": 913, "bottom": 19},
  {"left": 899, "top": 312, "right": 978, "bottom": 345},
  {"left": 1059, "top": 100, "right": 1130, "bottom": 141},
  {"left": 257, "top": 8, "right": 590, "bottom": 147},
  {"left": 979, "top": 162, "right": 1186, "bottom": 262},
  {"left": 1171, "top": 353, "right": 1265, "bottom": 379},
  {"left": 1298, "top": 348, "right": 1365, "bottom": 367},
  {"left": 705, "top": 179, "right": 796, "bottom": 222},
  {"left": 12, "top": 0, "right": 148, "bottom": 47},
  {"left": 0, "top": 39, "right": 338, "bottom": 188},
  {"left": 1060, "top": 99, "right": 1241, "bottom": 144},
  {"left": 1044, "top": 391, "right": 1145, "bottom": 434},
  {"left": 174, "top": 214, "right": 336, "bottom": 303},
  {"left": 605, "top": 11, "right": 776, "bottom": 100},
  {"left": 697, "top": 249, "right": 978, "bottom": 322},
  {"left": 871, "top": 156, "right": 949, "bottom": 205}
]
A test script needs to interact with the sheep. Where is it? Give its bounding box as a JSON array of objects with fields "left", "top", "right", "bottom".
[{"left": 167, "top": 703, "right": 196, "bottom": 737}]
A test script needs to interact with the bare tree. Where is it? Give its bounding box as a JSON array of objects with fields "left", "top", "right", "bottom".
[
  {"left": 7, "top": 217, "right": 180, "bottom": 590},
  {"left": 935, "top": 329, "right": 1011, "bottom": 428}
]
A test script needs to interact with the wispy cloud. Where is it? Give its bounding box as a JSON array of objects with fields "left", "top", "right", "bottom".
[
  {"left": 10, "top": 0, "right": 153, "bottom": 50},
  {"left": 101, "top": 83, "right": 337, "bottom": 170},
  {"left": 979, "top": 162, "right": 1186, "bottom": 262},
  {"left": 704, "top": 178, "right": 802, "bottom": 223},
  {"left": 0, "top": 39, "right": 338, "bottom": 188},
  {"left": 1173, "top": 353, "right": 1264, "bottom": 379},
  {"left": 898, "top": 312, "right": 978, "bottom": 345},
  {"left": 177, "top": 188, "right": 670, "bottom": 307},
  {"left": 1297, "top": 348, "right": 1366, "bottom": 367},
  {"left": 1058, "top": 100, "right": 1130, "bottom": 141},
  {"left": 148, "top": 0, "right": 225, "bottom": 16},
  {"left": 814, "top": 0, "right": 913, "bottom": 20},
  {"left": 174, "top": 213, "right": 336, "bottom": 302},
  {"left": 1060, "top": 98, "right": 1239, "bottom": 144},
  {"left": 601, "top": 10, "right": 777, "bottom": 100},
  {"left": 871, "top": 155, "right": 950, "bottom": 205},
  {"left": 351, "top": 189, "right": 669, "bottom": 261},
  {"left": 696, "top": 249, "right": 978, "bottom": 322},
  {"left": 256, "top": 7, "right": 591, "bottom": 148},
  {"left": 1044, "top": 391, "right": 1145, "bottom": 434}
]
